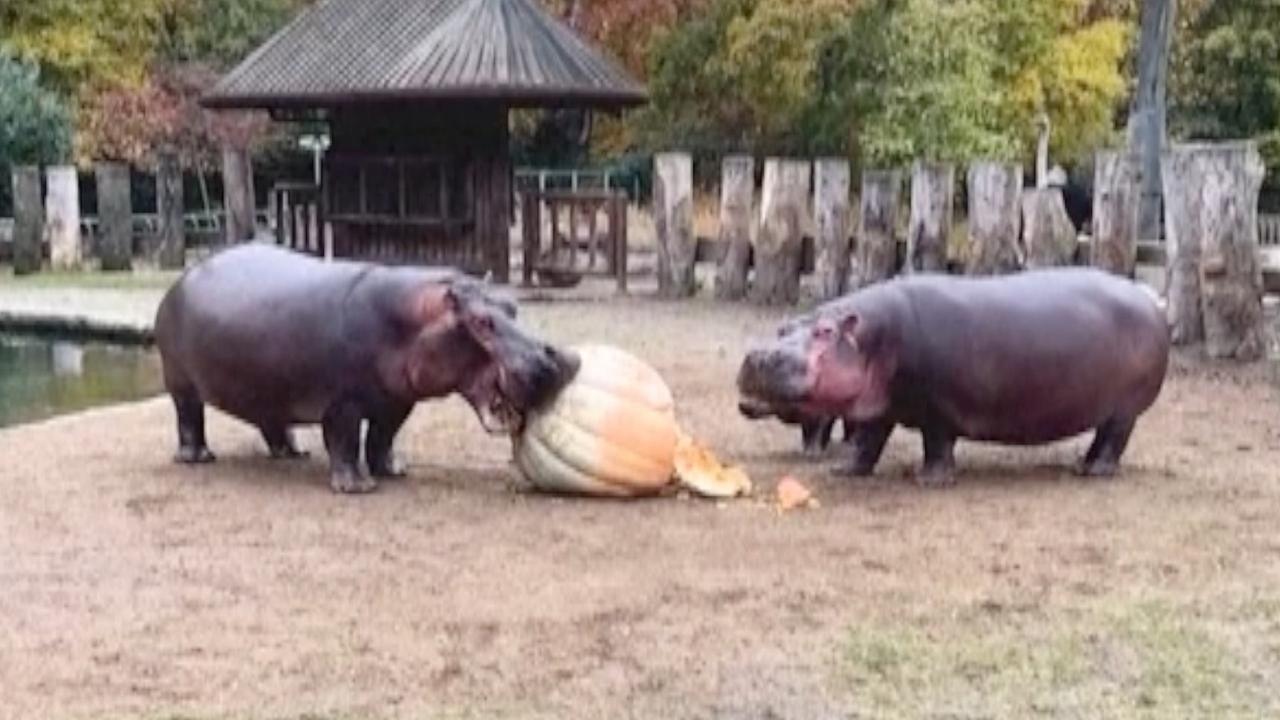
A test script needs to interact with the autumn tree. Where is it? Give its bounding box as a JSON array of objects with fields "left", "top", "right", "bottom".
[{"left": 0, "top": 49, "right": 74, "bottom": 213}]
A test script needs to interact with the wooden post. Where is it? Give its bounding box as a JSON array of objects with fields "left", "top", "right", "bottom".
[
  {"left": 614, "top": 194, "right": 628, "bottom": 293},
  {"left": 221, "top": 147, "right": 255, "bottom": 244},
  {"left": 855, "top": 169, "right": 901, "bottom": 288},
  {"left": 1127, "top": 0, "right": 1176, "bottom": 241},
  {"left": 813, "top": 157, "right": 851, "bottom": 299},
  {"left": 750, "top": 158, "right": 811, "bottom": 305},
  {"left": 522, "top": 191, "right": 540, "bottom": 286},
  {"left": 95, "top": 162, "right": 133, "bottom": 272},
  {"left": 1092, "top": 150, "right": 1141, "bottom": 276},
  {"left": 714, "top": 155, "right": 755, "bottom": 300},
  {"left": 1197, "top": 142, "right": 1267, "bottom": 361},
  {"left": 652, "top": 152, "right": 695, "bottom": 297},
  {"left": 965, "top": 162, "right": 1023, "bottom": 275},
  {"left": 1161, "top": 146, "right": 1205, "bottom": 344},
  {"left": 155, "top": 153, "right": 185, "bottom": 269},
  {"left": 907, "top": 162, "right": 954, "bottom": 274},
  {"left": 1020, "top": 187, "right": 1076, "bottom": 268},
  {"left": 44, "top": 165, "right": 81, "bottom": 270},
  {"left": 11, "top": 166, "right": 43, "bottom": 275}
]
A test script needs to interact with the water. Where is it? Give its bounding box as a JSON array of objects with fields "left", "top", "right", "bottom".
[{"left": 0, "top": 333, "right": 165, "bottom": 428}]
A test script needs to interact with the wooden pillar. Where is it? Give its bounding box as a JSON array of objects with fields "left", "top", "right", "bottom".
[
  {"left": 965, "top": 162, "right": 1022, "bottom": 275},
  {"left": 221, "top": 147, "right": 255, "bottom": 244},
  {"left": 1161, "top": 146, "right": 1205, "bottom": 344},
  {"left": 653, "top": 152, "right": 695, "bottom": 297},
  {"left": 1091, "top": 150, "right": 1141, "bottom": 276},
  {"left": 813, "top": 157, "right": 851, "bottom": 299},
  {"left": 11, "top": 166, "right": 43, "bottom": 275},
  {"left": 44, "top": 166, "right": 81, "bottom": 270},
  {"left": 521, "top": 191, "right": 540, "bottom": 286},
  {"left": 907, "top": 162, "right": 954, "bottom": 274},
  {"left": 489, "top": 154, "right": 511, "bottom": 283},
  {"left": 1020, "top": 187, "right": 1076, "bottom": 268},
  {"left": 750, "top": 158, "right": 811, "bottom": 305},
  {"left": 1197, "top": 142, "right": 1267, "bottom": 361},
  {"left": 155, "top": 153, "right": 185, "bottom": 269},
  {"left": 613, "top": 194, "right": 628, "bottom": 293},
  {"left": 95, "top": 162, "right": 132, "bottom": 272},
  {"left": 855, "top": 169, "right": 901, "bottom": 288},
  {"left": 714, "top": 155, "right": 755, "bottom": 300}
]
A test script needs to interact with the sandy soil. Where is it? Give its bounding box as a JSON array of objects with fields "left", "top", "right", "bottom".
[{"left": 2, "top": 296, "right": 1279, "bottom": 720}]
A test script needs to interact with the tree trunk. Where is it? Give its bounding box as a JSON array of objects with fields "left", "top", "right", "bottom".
[
  {"left": 965, "top": 162, "right": 1022, "bottom": 275},
  {"left": 1161, "top": 146, "right": 1206, "bottom": 344},
  {"left": 11, "top": 166, "right": 43, "bottom": 275},
  {"left": 907, "top": 162, "right": 953, "bottom": 274},
  {"left": 1091, "top": 150, "right": 1141, "bottom": 277},
  {"left": 1197, "top": 142, "right": 1267, "bottom": 361},
  {"left": 813, "top": 157, "right": 851, "bottom": 299},
  {"left": 855, "top": 169, "right": 901, "bottom": 288},
  {"left": 221, "top": 147, "right": 256, "bottom": 245},
  {"left": 715, "top": 154, "right": 755, "bottom": 300},
  {"left": 652, "top": 152, "right": 695, "bottom": 297},
  {"left": 156, "top": 153, "right": 186, "bottom": 269},
  {"left": 749, "top": 158, "right": 810, "bottom": 305},
  {"left": 95, "top": 162, "right": 133, "bottom": 272},
  {"left": 1020, "top": 187, "right": 1077, "bottom": 268},
  {"left": 1127, "top": 0, "right": 1176, "bottom": 241},
  {"left": 44, "top": 166, "right": 81, "bottom": 270}
]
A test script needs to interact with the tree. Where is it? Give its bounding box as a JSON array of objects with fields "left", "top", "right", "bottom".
[
  {"left": 155, "top": 0, "right": 312, "bottom": 69},
  {"left": 0, "top": 49, "right": 73, "bottom": 214}
]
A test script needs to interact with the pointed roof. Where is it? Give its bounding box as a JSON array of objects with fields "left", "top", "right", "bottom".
[{"left": 202, "top": 0, "right": 646, "bottom": 110}]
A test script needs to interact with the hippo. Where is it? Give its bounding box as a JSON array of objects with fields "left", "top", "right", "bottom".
[
  {"left": 154, "top": 243, "right": 579, "bottom": 493},
  {"left": 737, "top": 268, "right": 1170, "bottom": 485}
]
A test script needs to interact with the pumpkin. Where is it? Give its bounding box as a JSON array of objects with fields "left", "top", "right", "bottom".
[
  {"left": 514, "top": 344, "right": 680, "bottom": 497},
  {"left": 673, "top": 431, "right": 753, "bottom": 498}
]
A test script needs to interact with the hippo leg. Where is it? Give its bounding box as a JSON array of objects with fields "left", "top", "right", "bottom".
[
  {"left": 1078, "top": 415, "right": 1137, "bottom": 477},
  {"left": 322, "top": 401, "right": 377, "bottom": 494},
  {"left": 171, "top": 388, "right": 215, "bottom": 464},
  {"left": 917, "top": 424, "right": 957, "bottom": 487},
  {"left": 366, "top": 403, "right": 413, "bottom": 479},
  {"left": 843, "top": 419, "right": 894, "bottom": 477},
  {"left": 801, "top": 417, "right": 837, "bottom": 456},
  {"left": 261, "top": 426, "right": 308, "bottom": 460}
]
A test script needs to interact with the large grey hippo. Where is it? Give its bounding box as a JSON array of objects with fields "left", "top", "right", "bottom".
[
  {"left": 738, "top": 268, "right": 1170, "bottom": 485},
  {"left": 155, "top": 243, "right": 578, "bottom": 493}
]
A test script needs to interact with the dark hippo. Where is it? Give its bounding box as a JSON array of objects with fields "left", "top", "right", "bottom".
[
  {"left": 738, "top": 268, "right": 1170, "bottom": 485},
  {"left": 155, "top": 243, "right": 578, "bottom": 493}
]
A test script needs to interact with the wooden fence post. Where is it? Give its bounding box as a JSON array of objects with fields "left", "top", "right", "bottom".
[
  {"left": 1091, "top": 150, "right": 1141, "bottom": 276},
  {"left": 44, "top": 165, "right": 81, "bottom": 270},
  {"left": 95, "top": 162, "right": 133, "bottom": 271},
  {"left": 907, "top": 162, "right": 953, "bottom": 273},
  {"left": 814, "top": 157, "right": 851, "bottom": 299},
  {"left": 714, "top": 154, "right": 755, "bottom": 300},
  {"left": 965, "top": 162, "right": 1023, "bottom": 275},
  {"left": 11, "top": 166, "right": 43, "bottom": 275},
  {"left": 156, "top": 153, "right": 185, "bottom": 269},
  {"left": 1161, "top": 146, "right": 1205, "bottom": 344},
  {"left": 750, "top": 158, "right": 811, "bottom": 305},
  {"left": 1020, "top": 187, "right": 1076, "bottom": 268},
  {"left": 221, "top": 147, "right": 256, "bottom": 244},
  {"left": 653, "top": 152, "right": 695, "bottom": 297},
  {"left": 856, "top": 169, "right": 901, "bottom": 288}
]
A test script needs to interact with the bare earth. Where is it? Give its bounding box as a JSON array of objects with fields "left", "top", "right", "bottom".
[{"left": 2, "top": 296, "right": 1279, "bottom": 720}]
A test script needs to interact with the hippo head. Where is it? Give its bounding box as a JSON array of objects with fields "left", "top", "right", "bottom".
[
  {"left": 737, "top": 307, "right": 897, "bottom": 423},
  {"left": 402, "top": 279, "right": 579, "bottom": 434}
]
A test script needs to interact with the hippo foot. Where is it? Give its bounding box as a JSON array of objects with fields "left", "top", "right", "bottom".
[
  {"left": 840, "top": 463, "right": 876, "bottom": 478},
  {"left": 330, "top": 472, "right": 378, "bottom": 494},
  {"left": 369, "top": 455, "right": 407, "bottom": 479},
  {"left": 1076, "top": 459, "right": 1119, "bottom": 478},
  {"left": 174, "top": 446, "right": 216, "bottom": 464},
  {"left": 269, "top": 446, "right": 309, "bottom": 460},
  {"left": 915, "top": 466, "right": 956, "bottom": 488}
]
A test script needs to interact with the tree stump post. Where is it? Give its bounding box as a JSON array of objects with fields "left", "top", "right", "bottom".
[
  {"left": 1160, "top": 146, "right": 1206, "bottom": 344},
  {"left": 855, "top": 170, "right": 902, "bottom": 287},
  {"left": 965, "top": 162, "right": 1023, "bottom": 274},
  {"left": 95, "top": 162, "right": 133, "bottom": 272},
  {"left": 44, "top": 165, "right": 81, "bottom": 270},
  {"left": 221, "top": 147, "right": 256, "bottom": 244},
  {"left": 1091, "top": 150, "right": 1141, "bottom": 276},
  {"left": 813, "top": 157, "right": 851, "bottom": 299},
  {"left": 715, "top": 155, "right": 755, "bottom": 300},
  {"left": 1020, "top": 187, "right": 1076, "bottom": 268},
  {"left": 11, "top": 166, "right": 43, "bottom": 275},
  {"left": 156, "top": 153, "right": 186, "bottom": 269},
  {"left": 652, "top": 152, "right": 695, "bottom": 297},
  {"left": 907, "top": 162, "right": 953, "bottom": 273},
  {"left": 1197, "top": 142, "right": 1267, "bottom": 361},
  {"left": 750, "top": 158, "right": 811, "bottom": 305}
]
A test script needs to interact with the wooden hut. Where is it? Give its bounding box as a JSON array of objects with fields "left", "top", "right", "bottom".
[{"left": 202, "top": 0, "right": 646, "bottom": 282}]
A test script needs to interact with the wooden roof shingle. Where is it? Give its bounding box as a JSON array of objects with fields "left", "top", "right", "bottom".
[{"left": 202, "top": 0, "right": 647, "bottom": 109}]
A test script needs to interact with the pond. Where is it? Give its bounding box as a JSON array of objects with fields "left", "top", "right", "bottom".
[{"left": 0, "top": 333, "right": 164, "bottom": 428}]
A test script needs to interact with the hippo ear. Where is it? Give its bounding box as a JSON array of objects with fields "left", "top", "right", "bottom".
[
  {"left": 413, "top": 284, "right": 460, "bottom": 327},
  {"left": 839, "top": 313, "right": 860, "bottom": 349}
]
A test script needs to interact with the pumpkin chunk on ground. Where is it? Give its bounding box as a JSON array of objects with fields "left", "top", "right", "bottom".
[{"left": 673, "top": 431, "right": 753, "bottom": 499}]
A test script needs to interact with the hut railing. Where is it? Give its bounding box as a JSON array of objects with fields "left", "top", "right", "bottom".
[
  {"left": 272, "top": 182, "right": 324, "bottom": 256},
  {"left": 1259, "top": 213, "right": 1280, "bottom": 247},
  {"left": 519, "top": 189, "right": 628, "bottom": 292}
]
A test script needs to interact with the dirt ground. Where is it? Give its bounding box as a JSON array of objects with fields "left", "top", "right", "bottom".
[{"left": 2, "top": 296, "right": 1279, "bottom": 720}]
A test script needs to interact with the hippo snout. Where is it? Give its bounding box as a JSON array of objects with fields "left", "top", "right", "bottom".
[
  {"left": 737, "top": 345, "right": 811, "bottom": 407},
  {"left": 529, "top": 344, "right": 580, "bottom": 408}
]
